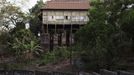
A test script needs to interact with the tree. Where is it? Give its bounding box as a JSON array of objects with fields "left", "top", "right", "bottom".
[
  {"left": 0, "top": 2, "right": 27, "bottom": 30},
  {"left": 0, "top": 1, "right": 27, "bottom": 56},
  {"left": 8, "top": 29, "right": 42, "bottom": 61},
  {"left": 29, "top": 0, "right": 44, "bottom": 36},
  {"left": 0, "top": 0, "right": 9, "bottom": 27},
  {"left": 74, "top": 0, "right": 134, "bottom": 70},
  {"left": 0, "top": 0, "right": 38, "bottom": 58}
]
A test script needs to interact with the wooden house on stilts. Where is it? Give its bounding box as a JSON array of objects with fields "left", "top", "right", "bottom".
[{"left": 39, "top": 0, "right": 90, "bottom": 51}]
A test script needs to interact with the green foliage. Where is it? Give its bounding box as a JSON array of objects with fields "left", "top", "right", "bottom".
[
  {"left": 9, "top": 29, "right": 42, "bottom": 60},
  {"left": 74, "top": 0, "right": 134, "bottom": 71},
  {"left": 0, "top": 0, "right": 32, "bottom": 58},
  {"left": 0, "top": 3, "right": 27, "bottom": 30},
  {"left": 29, "top": 0, "right": 44, "bottom": 36},
  {"left": 0, "top": 30, "right": 10, "bottom": 54},
  {"left": 40, "top": 48, "right": 70, "bottom": 65}
]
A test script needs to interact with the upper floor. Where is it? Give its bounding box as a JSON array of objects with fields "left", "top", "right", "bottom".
[
  {"left": 42, "top": 10, "right": 89, "bottom": 25},
  {"left": 41, "top": 0, "right": 90, "bottom": 25}
]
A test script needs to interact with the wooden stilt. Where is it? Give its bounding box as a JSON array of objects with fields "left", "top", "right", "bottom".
[
  {"left": 50, "top": 32, "right": 54, "bottom": 51},
  {"left": 58, "top": 32, "right": 62, "bottom": 46},
  {"left": 47, "top": 25, "right": 48, "bottom": 33},
  {"left": 66, "top": 30, "right": 70, "bottom": 47}
]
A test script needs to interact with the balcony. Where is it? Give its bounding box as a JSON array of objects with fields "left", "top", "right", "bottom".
[
  {"left": 43, "top": 20, "right": 88, "bottom": 25},
  {"left": 43, "top": 16, "right": 89, "bottom": 25}
]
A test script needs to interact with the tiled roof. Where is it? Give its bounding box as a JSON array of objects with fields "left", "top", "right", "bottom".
[{"left": 42, "top": 0, "right": 90, "bottom": 10}]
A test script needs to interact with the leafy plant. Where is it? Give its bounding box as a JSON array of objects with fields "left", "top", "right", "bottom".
[
  {"left": 9, "top": 29, "right": 43, "bottom": 60},
  {"left": 74, "top": 0, "right": 134, "bottom": 71},
  {"left": 0, "top": 30, "right": 10, "bottom": 54},
  {"left": 40, "top": 48, "right": 70, "bottom": 65}
]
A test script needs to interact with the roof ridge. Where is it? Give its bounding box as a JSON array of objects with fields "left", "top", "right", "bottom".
[{"left": 42, "top": 0, "right": 90, "bottom": 10}]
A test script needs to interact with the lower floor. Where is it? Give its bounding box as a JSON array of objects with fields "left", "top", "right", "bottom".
[
  {"left": 40, "top": 31, "right": 74, "bottom": 51},
  {"left": 40, "top": 24, "right": 84, "bottom": 51}
]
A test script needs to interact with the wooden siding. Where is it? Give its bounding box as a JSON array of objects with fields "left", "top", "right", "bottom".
[{"left": 42, "top": 11, "right": 89, "bottom": 25}]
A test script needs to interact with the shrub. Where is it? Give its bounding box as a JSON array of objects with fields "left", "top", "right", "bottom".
[
  {"left": 40, "top": 47, "right": 70, "bottom": 65},
  {"left": 8, "top": 29, "right": 43, "bottom": 61}
]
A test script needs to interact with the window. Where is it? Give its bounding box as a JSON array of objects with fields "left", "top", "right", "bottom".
[
  {"left": 52, "top": 16, "right": 54, "bottom": 19},
  {"left": 48, "top": 16, "right": 53, "bottom": 20},
  {"left": 72, "top": 16, "right": 82, "bottom": 21},
  {"left": 65, "top": 16, "right": 68, "bottom": 20},
  {"left": 48, "top": 16, "right": 55, "bottom": 21},
  {"left": 71, "top": 16, "right": 87, "bottom": 21},
  {"left": 54, "top": 16, "right": 64, "bottom": 20},
  {"left": 79, "top": 16, "right": 84, "bottom": 21},
  {"left": 72, "top": 16, "right": 78, "bottom": 21}
]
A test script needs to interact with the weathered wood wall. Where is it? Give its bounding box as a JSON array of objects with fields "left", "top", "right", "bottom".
[{"left": 42, "top": 10, "right": 89, "bottom": 24}]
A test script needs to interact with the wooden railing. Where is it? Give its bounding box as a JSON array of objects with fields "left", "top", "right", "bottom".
[{"left": 43, "top": 20, "right": 88, "bottom": 25}]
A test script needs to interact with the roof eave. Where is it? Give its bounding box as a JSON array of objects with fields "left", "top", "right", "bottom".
[{"left": 40, "top": 9, "right": 89, "bottom": 11}]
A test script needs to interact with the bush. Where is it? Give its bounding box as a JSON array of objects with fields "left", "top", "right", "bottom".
[
  {"left": 0, "top": 30, "right": 10, "bottom": 55},
  {"left": 8, "top": 29, "right": 43, "bottom": 61},
  {"left": 40, "top": 47, "right": 70, "bottom": 65},
  {"left": 73, "top": 0, "right": 134, "bottom": 71}
]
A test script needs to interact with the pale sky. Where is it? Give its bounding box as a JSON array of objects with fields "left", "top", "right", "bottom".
[{"left": 7, "top": 0, "right": 48, "bottom": 13}]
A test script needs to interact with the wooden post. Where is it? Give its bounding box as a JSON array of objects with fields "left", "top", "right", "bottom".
[
  {"left": 58, "top": 32, "right": 62, "bottom": 46},
  {"left": 66, "top": 30, "right": 70, "bottom": 47},
  {"left": 49, "top": 32, "right": 54, "bottom": 51}
]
